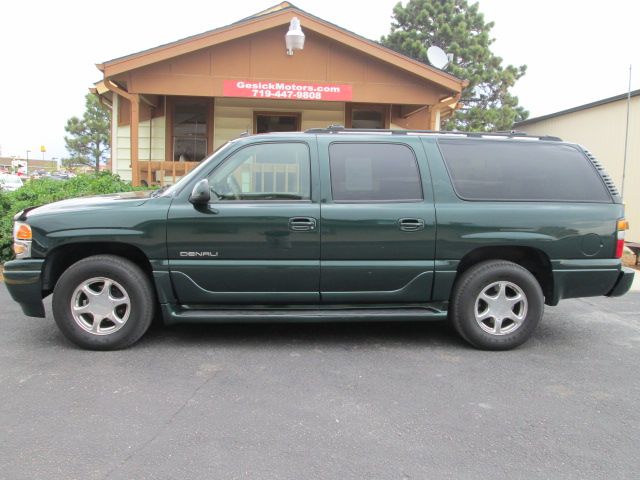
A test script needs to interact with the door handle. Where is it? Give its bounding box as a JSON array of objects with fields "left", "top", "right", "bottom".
[
  {"left": 398, "top": 218, "right": 425, "bottom": 232},
  {"left": 289, "top": 217, "right": 317, "bottom": 232}
]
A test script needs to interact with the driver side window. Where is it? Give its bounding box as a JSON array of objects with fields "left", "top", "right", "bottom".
[{"left": 207, "top": 143, "right": 311, "bottom": 201}]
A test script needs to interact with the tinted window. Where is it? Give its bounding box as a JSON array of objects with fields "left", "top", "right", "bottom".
[
  {"left": 329, "top": 143, "right": 422, "bottom": 202},
  {"left": 438, "top": 139, "right": 611, "bottom": 202},
  {"left": 208, "top": 143, "right": 310, "bottom": 201}
]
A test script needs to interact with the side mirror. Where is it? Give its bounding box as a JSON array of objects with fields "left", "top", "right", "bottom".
[{"left": 189, "top": 179, "right": 211, "bottom": 205}]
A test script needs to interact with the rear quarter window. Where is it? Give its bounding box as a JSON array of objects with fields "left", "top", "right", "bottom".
[{"left": 438, "top": 139, "right": 612, "bottom": 203}]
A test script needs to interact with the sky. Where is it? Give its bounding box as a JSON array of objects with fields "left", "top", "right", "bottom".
[{"left": 1, "top": 0, "right": 639, "bottom": 160}]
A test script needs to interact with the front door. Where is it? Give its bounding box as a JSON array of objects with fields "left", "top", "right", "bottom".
[
  {"left": 166, "top": 140, "right": 320, "bottom": 304},
  {"left": 318, "top": 136, "right": 437, "bottom": 303}
]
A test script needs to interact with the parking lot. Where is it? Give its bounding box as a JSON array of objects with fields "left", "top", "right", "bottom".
[{"left": 1, "top": 281, "right": 639, "bottom": 480}]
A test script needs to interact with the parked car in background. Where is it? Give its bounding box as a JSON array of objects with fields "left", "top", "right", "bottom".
[
  {"left": 48, "top": 174, "right": 69, "bottom": 181},
  {"left": 0, "top": 173, "right": 24, "bottom": 192}
]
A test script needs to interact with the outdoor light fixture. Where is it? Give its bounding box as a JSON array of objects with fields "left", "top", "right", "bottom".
[{"left": 285, "top": 17, "right": 305, "bottom": 56}]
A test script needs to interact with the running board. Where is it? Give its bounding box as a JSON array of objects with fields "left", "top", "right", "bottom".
[{"left": 160, "top": 305, "right": 448, "bottom": 325}]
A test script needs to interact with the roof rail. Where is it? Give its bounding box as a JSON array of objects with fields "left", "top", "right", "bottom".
[{"left": 304, "top": 125, "right": 562, "bottom": 141}]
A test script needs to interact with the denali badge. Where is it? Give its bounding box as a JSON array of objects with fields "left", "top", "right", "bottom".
[{"left": 179, "top": 251, "right": 219, "bottom": 257}]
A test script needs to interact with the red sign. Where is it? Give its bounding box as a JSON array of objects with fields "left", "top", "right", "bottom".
[{"left": 223, "top": 80, "right": 352, "bottom": 102}]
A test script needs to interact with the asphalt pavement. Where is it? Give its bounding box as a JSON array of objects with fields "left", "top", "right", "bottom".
[{"left": 1, "top": 283, "right": 639, "bottom": 480}]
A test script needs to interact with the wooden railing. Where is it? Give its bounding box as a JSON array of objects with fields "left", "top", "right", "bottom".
[{"left": 138, "top": 161, "right": 200, "bottom": 186}]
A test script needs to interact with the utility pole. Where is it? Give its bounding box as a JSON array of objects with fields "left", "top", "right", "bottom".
[{"left": 621, "top": 65, "right": 632, "bottom": 199}]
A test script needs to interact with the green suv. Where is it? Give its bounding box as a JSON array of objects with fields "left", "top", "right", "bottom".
[{"left": 4, "top": 128, "right": 635, "bottom": 350}]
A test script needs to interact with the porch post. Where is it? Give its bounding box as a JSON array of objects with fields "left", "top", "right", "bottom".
[{"left": 130, "top": 94, "right": 140, "bottom": 186}]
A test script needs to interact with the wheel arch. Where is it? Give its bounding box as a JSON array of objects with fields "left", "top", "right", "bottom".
[
  {"left": 456, "top": 245, "right": 554, "bottom": 305},
  {"left": 42, "top": 242, "right": 153, "bottom": 296}
]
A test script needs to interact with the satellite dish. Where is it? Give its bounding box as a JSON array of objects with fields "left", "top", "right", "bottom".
[{"left": 427, "top": 46, "right": 449, "bottom": 69}]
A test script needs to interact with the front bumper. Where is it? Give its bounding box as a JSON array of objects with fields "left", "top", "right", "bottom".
[
  {"left": 607, "top": 267, "right": 635, "bottom": 297},
  {"left": 3, "top": 259, "right": 46, "bottom": 317}
]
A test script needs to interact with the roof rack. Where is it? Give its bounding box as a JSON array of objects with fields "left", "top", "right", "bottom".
[{"left": 304, "top": 125, "right": 562, "bottom": 141}]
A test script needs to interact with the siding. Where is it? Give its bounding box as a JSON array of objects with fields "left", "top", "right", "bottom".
[
  {"left": 115, "top": 116, "right": 166, "bottom": 182},
  {"left": 214, "top": 97, "right": 345, "bottom": 149}
]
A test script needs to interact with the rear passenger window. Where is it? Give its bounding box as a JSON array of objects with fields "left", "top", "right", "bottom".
[
  {"left": 438, "top": 139, "right": 611, "bottom": 202},
  {"left": 329, "top": 143, "right": 423, "bottom": 202}
]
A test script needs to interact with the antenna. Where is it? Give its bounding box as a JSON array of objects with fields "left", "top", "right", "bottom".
[{"left": 427, "top": 46, "right": 449, "bottom": 69}]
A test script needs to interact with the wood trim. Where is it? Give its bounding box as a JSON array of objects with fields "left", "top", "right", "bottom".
[
  {"left": 165, "top": 96, "right": 173, "bottom": 162},
  {"left": 166, "top": 96, "right": 215, "bottom": 161},
  {"left": 100, "top": 9, "right": 465, "bottom": 92},
  {"left": 344, "top": 103, "right": 353, "bottom": 128},
  {"left": 130, "top": 94, "right": 140, "bottom": 186},
  {"left": 253, "top": 111, "right": 302, "bottom": 133},
  {"left": 208, "top": 98, "right": 215, "bottom": 155}
]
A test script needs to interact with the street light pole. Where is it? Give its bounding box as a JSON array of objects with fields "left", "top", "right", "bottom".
[{"left": 26, "top": 150, "right": 31, "bottom": 176}]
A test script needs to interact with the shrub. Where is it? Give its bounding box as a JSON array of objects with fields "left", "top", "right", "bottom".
[{"left": 0, "top": 172, "right": 147, "bottom": 263}]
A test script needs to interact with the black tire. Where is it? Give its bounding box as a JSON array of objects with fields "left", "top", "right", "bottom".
[
  {"left": 449, "top": 260, "right": 544, "bottom": 350},
  {"left": 52, "top": 255, "right": 155, "bottom": 350}
]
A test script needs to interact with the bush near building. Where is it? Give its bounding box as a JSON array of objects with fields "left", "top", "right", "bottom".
[{"left": 0, "top": 172, "right": 145, "bottom": 262}]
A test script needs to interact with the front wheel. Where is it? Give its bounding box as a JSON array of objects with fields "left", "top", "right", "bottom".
[
  {"left": 449, "top": 260, "right": 544, "bottom": 350},
  {"left": 52, "top": 255, "right": 155, "bottom": 350}
]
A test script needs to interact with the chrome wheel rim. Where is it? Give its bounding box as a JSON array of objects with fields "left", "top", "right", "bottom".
[
  {"left": 474, "top": 281, "right": 528, "bottom": 336},
  {"left": 70, "top": 277, "right": 131, "bottom": 335}
]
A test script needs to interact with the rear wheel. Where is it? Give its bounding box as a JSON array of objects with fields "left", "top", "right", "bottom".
[
  {"left": 450, "top": 260, "right": 544, "bottom": 350},
  {"left": 52, "top": 255, "right": 154, "bottom": 350}
]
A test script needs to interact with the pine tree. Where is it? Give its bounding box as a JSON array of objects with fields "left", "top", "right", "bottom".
[
  {"left": 381, "top": 0, "right": 528, "bottom": 131},
  {"left": 64, "top": 94, "right": 111, "bottom": 173}
]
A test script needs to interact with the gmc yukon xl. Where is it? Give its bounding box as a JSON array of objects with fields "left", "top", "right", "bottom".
[{"left": 4, "top": 127, "right": 635, "bottom": 350}]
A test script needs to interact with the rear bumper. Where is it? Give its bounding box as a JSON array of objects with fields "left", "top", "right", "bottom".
[
  {"left": 3, "top": 259, "right": 46, "bottom": 317},
  {"left": 549, "top": 259, "right": 626, "bottom": 306},
  {"left": 607, "top": 267, "right": 635, "bottom": 297}
]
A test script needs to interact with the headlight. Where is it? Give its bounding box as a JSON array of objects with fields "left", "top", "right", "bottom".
[{"left": 13, "top": 221, "right": 32, "bottom": 259}]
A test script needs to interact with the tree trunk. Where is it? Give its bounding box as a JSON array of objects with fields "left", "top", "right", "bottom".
[{"left": 95, "top": 146, "right": 100, "bottom": 174}]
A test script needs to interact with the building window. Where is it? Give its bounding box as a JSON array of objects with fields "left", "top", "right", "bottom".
[
  {"left": 254, "top": 112, "right": 301, "bottom": 133},
  {"left": 173, "top": 100, "right": 209, "bottom": 162},
  {"left": 347, "top": 104, "right": 389, "bottom": 129}
]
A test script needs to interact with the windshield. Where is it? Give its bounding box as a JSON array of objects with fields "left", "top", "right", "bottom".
[{"left": 159, "top": 140, "right": 238, "bottom": 197}]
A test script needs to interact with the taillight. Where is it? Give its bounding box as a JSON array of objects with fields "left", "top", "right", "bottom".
[{"left": 615, "top": 219, "right": 628, "bottom": 258}]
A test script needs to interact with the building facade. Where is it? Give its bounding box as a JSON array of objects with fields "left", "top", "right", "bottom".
[
  {"left": 93, "top": 2, "right": 466, "bottom": 187},
  {"left": 515, "top": 89, "right": 639, "bottom": 242}
]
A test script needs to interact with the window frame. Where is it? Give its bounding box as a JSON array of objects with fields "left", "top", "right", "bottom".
[
  {"left": 206, "top": 141, "right": 313, "bottom": 204},
  {"left": 166, "top": 96, "right": 214, "bottom": 163},
  {"left": 436, "top": 138, "right": 614, "bottom": 204},
  {"left": 328, "top": 141, "right": 424, "bottom": 204}
]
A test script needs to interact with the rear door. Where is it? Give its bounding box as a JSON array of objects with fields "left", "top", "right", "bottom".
[
  {"left": 318, "top": 135, "right": 436, "bottom": 303},
  {"left": 166, "top": 139, "right": 320, "bottom": 304}
]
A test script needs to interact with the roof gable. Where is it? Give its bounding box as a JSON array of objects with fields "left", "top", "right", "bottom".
[{"left": 99, "top": 3, "right": 465, "bottom": 93}]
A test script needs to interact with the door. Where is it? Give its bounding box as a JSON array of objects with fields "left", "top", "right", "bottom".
[
  {"left": 319, "top": 137, "right": 437, "bottom": 303},
  {"left": 166, "top": 140, "right": 320, "bottom": 304}
]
